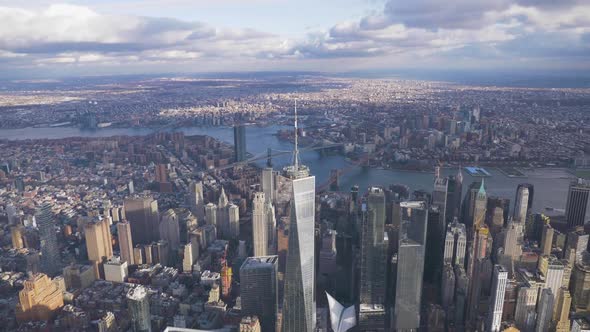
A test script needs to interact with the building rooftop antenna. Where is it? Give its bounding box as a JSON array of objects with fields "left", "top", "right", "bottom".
[{"left": 293, "top": 99, "right": 300, "bottom": 170}]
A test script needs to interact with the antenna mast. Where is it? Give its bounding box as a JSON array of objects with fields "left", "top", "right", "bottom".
[{"left": 293, "top": 99, "right": 300, "bottom": 170}]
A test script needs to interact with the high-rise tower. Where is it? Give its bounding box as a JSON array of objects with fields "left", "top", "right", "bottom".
[
  {"left": 487, "top": 265, "right": 508, "bottom": 332},
  {"left": 188, "top": 181, "right": 205, "bottom": 222},
  {"left": 359, "top": 187, "right": 387, "bottom": 305},
  {"left": 124, "top": 197, "right": 159, "bottom": 244},
  {"left": 234, "top": 125, "right": 247, "bottom": 162},
  {"left": 394, "top": 201, "right": 428, "bottom": 331},
  {"left": 514, "top": 185, "right": 531, "bottom": 223},
  {"left": 241, "top": 256, "right": 278, "bottom": 332},
  {"left": 127, "top": 286, "right": 151, "bottom": 332},
  {"left": 36, "top": 203, "right": 61, "bottom": 276},
  {"left": 117, "top": 221, "right": 135, "bottom": 265},
  {"left": 282, "top": 100, "right": 316, "bottom": 332},
  {"left": 565, "top": 179, "right": 590, "bottom": 228},
  {"left": 252, "top": 192, "right": 268, "bottom": 257}
]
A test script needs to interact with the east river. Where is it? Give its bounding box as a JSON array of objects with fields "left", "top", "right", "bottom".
[{"left": 0, "top": 125, "right": 576, "bottom": 214}]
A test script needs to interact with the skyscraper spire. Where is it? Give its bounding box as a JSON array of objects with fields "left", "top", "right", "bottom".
[{"left": 293, "top": 99, "right": 300, "bottom": 170}]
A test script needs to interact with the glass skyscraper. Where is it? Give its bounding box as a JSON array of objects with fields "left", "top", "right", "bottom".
[{"left": 282, "top": 101, "right": 316, "bottom": 332}]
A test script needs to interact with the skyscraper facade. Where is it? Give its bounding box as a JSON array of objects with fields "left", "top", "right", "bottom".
[
  {"left": 36, "top": 203, "right": 61, "bottom": 276},
  {"left": 188, "top": 181, "right": 205, "bottom": 222},
  {"left": 535, "top": 288, "right": 554, "bottom": 332},
  {"left": 262, "top": 167, "right": 275, "bottom": 204},
  {"left": 252, "top": 192, "right": 268, "bottom": 257},
  {"left": 359, "top": 187, "right": 387, "bottom": 305},
  {"left": 541, "top": 223, "right": 554, "bottom": 256},
  {"left": 234, "top": 125, "right": 247, "bottom": 162},
  {"left": 228, "top": 204, "right": 240, "bottom": 240},
  {"left": 282, "top": 102, "right": 316, "bottom": 332},
  {"left": 159, "top": 209, "right": 180, "bottom": 251},
  {"left": 565, "top": 179, "right": 590, "bottom": 227},
  {"left": 443, "top": 219, "right": 467, "bottom": 267},
  {"left": 240, "top": 256, "right": 278, "bottom": 332},
  {"left": 117, "top": 221, "right": 134, "bottom": 265},
  {"left": 85, "top": 217, "right": 113, "bottom": 277},
  {"left": 513, "top": 185, "right": 530, "bottom": 223},
  {"left": 394, "top": 201, "right": 428, "bottom": 331},
  {"left": 127, "top": 286, "right": 151, "bottom": 332},
  {"left": 124, "top": 197, "right": 159, "bottom": 244},
  {"left": 487, "top": 265, "right": 508, "bottom": 332}
]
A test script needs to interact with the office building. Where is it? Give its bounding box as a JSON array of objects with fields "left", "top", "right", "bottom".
[
  {"left": 565, "top": 229, "right": 589, "bottom": 264},
  {"left": 240, "top": 316, "right": 262, "bottom": 332},
  {"left": 541, "top": 224, "right": 554, "bottom": 256},
  {"left": 240, "top": 256, "right": 278, "bottom": 332},
  {"left": 217, "top": 187, "right": 230, "bottom": 238},
  {"left": 117, "top": 221, "right": 135, "bottom": 265},
  {"left": 358, "top": 304, "right": 386, "bottom": 331},
  {"left": 503, "top": 221, "right": 524, "bottom": 261},
  {"left": 228, "top": 204, "right": 240, "bottom": 240},
  {"left": 103, "top": 256, "right": 128, "bottom": 283},
  {"left": 463, "top": 180, "right": 486, "bottom": 230},
  {"left": 432, "top": 176, "right": 448, "bottom": 230},
  {"left": 63, "top": 264, "right": 96, "bottom": 291},
  {"left": 124, "top": 197, "right": 159, "bottom": 244},
  {"left": 85, "top": 217, "right": 114, "bottom": 278},
  {"left": 535, "top": 288, "right": 554, "bottom": 332},
  {"left": 571, "top": 256, "right": 590, "bottom": 309},
  {"left": 282, "top": 102, "right": 316, "bottom": 332},
  {"left": 159, "top": 209, "right": 180, "bottom": 251},
  {"left": 16, "top": 273, "right": 65, "bottom": 322},
  {"left": 445, "top": 168, "right": 463, "bottom": 223},
  {"left": 394, "top": 201, "right": 428, "bottom": 331},
  {"left": 514, "top": 285, "right": 538, "bottom": 331},
  {"left": 252, "top": 192, "right": 268, "bottom": 257},
  {"left": 359, "top": 187, "right": 387, "bottom": 306},
  {"left": 11, "top": 224, "right": 24, "bottom": 249},
  {"left": 444, "top": 218, "right": 467, "bottom": 267},
  {"left": 554, "top": 287, "right": 572, "bottom": 332},
  {"left": 513, "top": 185, "right": 530, "bottom": 223},
  {"left": 36, "top": 203, "right": 61, "bottom": 276},
  {"left": 188, "top": 181, "right": 205, "bottom": 222},
  {"left": 441, "top": 264, "right": 456, "bottom": 309},
  {"left": 205, "top": 203, "right": 217, "bottom": 228},
  {"left": 182, "top": 242, "right": 197, "bottom": 273},
  {"left": 262, "top": 167, "right": 275, "bottom": 204},
  {"left": 545, "top": 258, "right": 565, "bottom": 296},
  {"left": 127, "top": 286, "right": 151, "bottom": 332},
  {"left": 565, "top": 179, "right": 590, "bottom": 227},
  {"left": 234, "top": 125, "right": 247, "bottom": 162},
  {"left": 487, "top": 265, "right": 508, "bottom": 332}
]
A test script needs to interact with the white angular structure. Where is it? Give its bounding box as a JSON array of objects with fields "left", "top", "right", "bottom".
[{"left": 326, "top": 292, "right": 356, "bottom": 332}]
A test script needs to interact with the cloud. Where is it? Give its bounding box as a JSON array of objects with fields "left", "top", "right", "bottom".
[
  {"left": 0, "top": 3, "right": 283, "bottom": 71},
  {"left": 0, "top": 1, "right": 589, "bottom": 76}
]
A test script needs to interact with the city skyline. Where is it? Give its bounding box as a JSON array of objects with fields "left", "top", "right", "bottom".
[
  {"left": 0, "top": 0, "right": 589, "bottom": 78},
  {"left": 1, "top": 3, "right": 590, "bottom": 329}
]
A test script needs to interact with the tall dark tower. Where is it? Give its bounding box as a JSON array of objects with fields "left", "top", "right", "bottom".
[
  {"left": 566, "top": 179, "right": 590, "bottom": 228},
  {"left": 36, "top": 203, "right": 61, "bottom": 276},
  {"left": 233, "top": 125, "right": 247, "bottom": 162}
]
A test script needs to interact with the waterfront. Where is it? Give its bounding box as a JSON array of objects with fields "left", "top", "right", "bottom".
[{"left": 0, "top": 125, "right": 576, "bottom": 214}]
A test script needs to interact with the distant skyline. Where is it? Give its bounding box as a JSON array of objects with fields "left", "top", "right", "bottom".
[{"left": 0, "top": 0, "right": 589, "bottom": 78}]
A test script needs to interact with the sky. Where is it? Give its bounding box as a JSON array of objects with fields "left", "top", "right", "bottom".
[{"left": 0, "top": 0, "right": 589, "bottom": 78}]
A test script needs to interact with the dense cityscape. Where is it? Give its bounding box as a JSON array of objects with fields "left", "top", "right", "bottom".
[
  {"left": 1, "top": 0, "right": 590, "bottom": 330},
  {"left": 0, "top": 72, "right": 590, "bottom": 332}
]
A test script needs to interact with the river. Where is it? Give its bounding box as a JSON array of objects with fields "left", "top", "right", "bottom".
[{"left": 0, "top": 125, "right": 576, "bottom": 214}]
